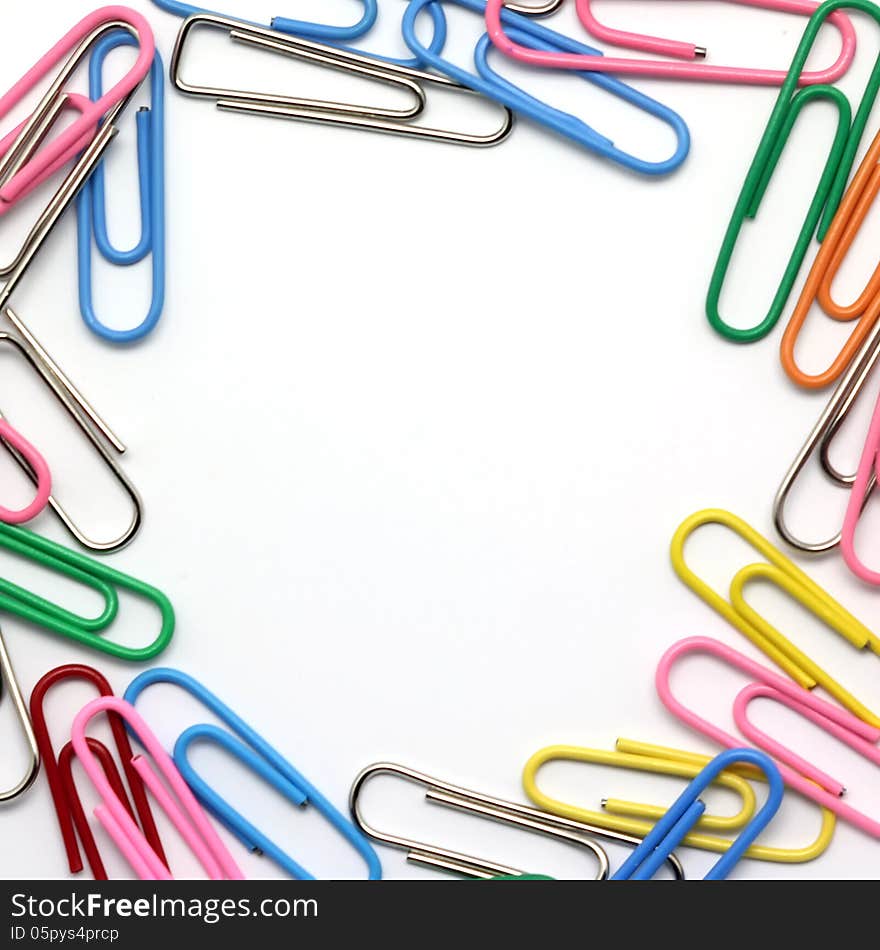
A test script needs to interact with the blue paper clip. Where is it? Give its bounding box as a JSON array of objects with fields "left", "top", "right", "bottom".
[
  {"left": 76, "top": 35, "right": 165, "bottom": 345},
  {"left": 611, "top": 748, "right": 784, "bottom": 881},
  {"left": 124, "top": 668, "right": 383, "bottom": 880},
  {"left": 149, "top": 0, "right": 379, "bottom": 41},
  {"left": 402, "top": 0, "right": 690, "bottom": 176}
]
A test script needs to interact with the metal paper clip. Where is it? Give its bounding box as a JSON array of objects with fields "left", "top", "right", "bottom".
[
  {"left": 350, "top": 762, "right": 682, "bottom": 879},
  {"left": 170, "top": 13, "right": 513, "bottom": 146},
  {"left": 0, "top": 308, "right": 142, "bottom": 552}
]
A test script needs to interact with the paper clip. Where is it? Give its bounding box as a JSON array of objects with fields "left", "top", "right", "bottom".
[
  {"left": 403, "top": 0, "right": 689, "bottom": 176},
  {"left": 72, "top": 696, "right": 244, "bottom": 880},
  {"left": 77, "top": 36, "right": 166, "bottom": 345},
  {"left": 0, "top": 8, "right": 154, "bottom": 313},
  {"left": 610, "top": 749, "right": 783, "bottom": 881},
  {"left": 774, "top": 321, "right": 880, "bottom": 553},
  {"left": 149, "top": 0, "right": 379, "bottom": 41},
  {"left": 781, "top": 129, "right": 880, "bottom": 388},
  {"left": 169, "top": 14, "right": 513, "bottom": 147},
  {"left": 124, "top": 667, "right": 382, "bottom": 879},
  {"left": 0, "top": 522, "right": 173, "bottom": 661},
  {"left": 523, "top": 738, "right": 835, "bottom": 863},
  {"left": 0, "top": 626, "right": 39, "bottom": 802},
  {"left": 707, "top": 0, "right": 880, "bottom": 343},
  {"left": 486, "top": 0, "right": 856, "bottom": 84},
  {"left": 672, "top": 508, "right": 880, "bottom": 727},
  {"left": 350, "top": 762, "right": 687, "bottom": 879},
  {"left": 657, "top": 637, "right": 880, "bottom": 838},
  {"left": 0, "top": 308, "right": 142, "bottom": 552},
  {"left": 0, "top": 419, "right": 50, "bottom": 525},
  {"left": 29, "top": 665, "right": 166, "bottom": 879}
]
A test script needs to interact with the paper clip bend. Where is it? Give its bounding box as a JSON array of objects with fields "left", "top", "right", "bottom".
[
  {"left": 124, "top": 668, "right": 382, "bottom": 880},
  {"left": 781, "top": 128, "right": 880, "bottom": 388},
  {"left": 523, "top": 738, "right": 834, "bottom": 863},
  {"left": 0, "top": 10, "right": 154, "bottom": 313},
  {"left": 0, "top": 419, "right": 50, "bottom": 525},
  {"left": 656, "top": 637, "right": 880, "bottom": 838},
  {"left": 72, "top": 696, "right": 243, "bottom": 880},
  {"left": 170, "top": 14, "right": 513, "bottom": 147},
  {"left": 610, "top": 749, "right": 783, "bottom": 881},
  {"left": 77, "top": 36, "right": 166, "bottom": 345},
  {"left": 29, "top": 665, "right": 166, "bottom": 879},
  {"left": 672, "top": 508, "right": 880, "bottom": 727},
  {"left": 351, "top": 762, "right": 628, "bottom": 880},
  {"left": 486, "top": 0, "right": 856, "bottom": 85},
  {"left": 149, "top": 0, "right": 379, "bottom": 41},
  {"left": 404, "top": 0, "right": 689, "bottom": 176},
  {"left": 0, "top": 626, "right": 39, "bottom": 802},
  {"left": 706, "top": 0, "right": 880, "bottom": 343},
  {"left": 0, "top": 523, "right": 174, "bottom": 662},
  {"left": 774, "top": 326, "right": 880, "bottom": 553},
  {"left": 0, "top": 309, "right": 142, "bottom": 552}
]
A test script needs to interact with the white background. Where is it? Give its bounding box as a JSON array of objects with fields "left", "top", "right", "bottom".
[{"left": 2, "top": 0, "right": 880, "bottom": 881}]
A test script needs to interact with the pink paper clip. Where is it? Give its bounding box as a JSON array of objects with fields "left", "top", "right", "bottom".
[
  {"left": 72, "top": 696, "right": 245, "bottom": 880},
  {"left": 0, "top": 6, "right": 155, "bottom": 215},
  {"left": 484, "top": 0, "right": 856, "bottom": 85},
  {"left": 841, "top": 390, "right": 880, "bottom": 585},
  {"left": 0, "top": 419, "right": 51, "bottom": 525},
  {"left": 656, "top": 637, "right": 880, "bottom": 837}
]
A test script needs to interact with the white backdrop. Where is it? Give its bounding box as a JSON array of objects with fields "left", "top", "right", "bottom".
[{"left": 2, "top": 0, "right": 880, "bottom": 881}]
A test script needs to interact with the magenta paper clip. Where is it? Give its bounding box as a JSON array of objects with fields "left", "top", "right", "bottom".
[
  {"left": 0, "top": 6, "right": 155, "bottom": 215},
  {"left": 656, "top": 637, "right": 880, "bottom": 837},
  {"left": 841, "top": 390, "right": 880, "bottom": 585},
  {"left": 72, "top": 696, "right": 244, "bottom": 880},
  {"left": 0, "top": 420, "right": 51, "bottom": 525},
  {"left": 484, "top": 0, "right": 856, "bottom": 85}
]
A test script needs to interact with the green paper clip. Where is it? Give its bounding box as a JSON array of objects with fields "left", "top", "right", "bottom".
[
  {"left": 0, "top": 523, "right": 174, "bottom": 661},
  {"left": 707, "top": 0, "right": 880, "bottom": 343}
]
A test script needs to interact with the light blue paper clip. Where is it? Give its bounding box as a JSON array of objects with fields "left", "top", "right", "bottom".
[
  {"left": 124, "top": 668, "right": 383, "bottom": 880},
  {"left": 402, "top": 0, "right": 690, "bottom": 175},
  {"left": 77, "top": 35, "right": 165, "bottom": 344},
  {"left": 149, "top": 0, "right": 379, "bottom": 41},
  {"left": 611, "top": 748, "right": 784, "bottom": 881}
]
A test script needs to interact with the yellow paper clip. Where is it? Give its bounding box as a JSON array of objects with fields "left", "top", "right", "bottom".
[
  {"left": 671, "top": 508, "right": 880, "bottom": 728},
  {"left": 523, "top": 738, "right": 836, "bottom": 864}
]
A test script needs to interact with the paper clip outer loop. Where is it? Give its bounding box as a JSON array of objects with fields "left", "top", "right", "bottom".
[
  {"left": 671, "top": 508, "right": 880, "bottom": 727},
  {"left": 403, "top": 0, "right": 690, "bottom": 176},
  {"left": 0, "top": 523, "right": 174, "bottom": 662},
  {"left": 29, "top": 664, "right": 167, "bottom": 879},
  {"left": 781, "top": 129, "right": 880, "bottom": 388},
  {"left": 123, "top": 667, "right": 383, "bottom": 880},
  {"left": 486, "top": 0, "right": 856, "bottom": 84},
  {"left": 610, "top": 749, "right": 784, "bottom": 881},
  {"left": 72, "top": 696, "right": 244, "bottom": 880},
  {"left": 523, "top": 739, "right": 835, "bottom": 863},
  {"left": 77, "top": 37, "right": 165, "bottom": 344},
  {"left": 706, "top": 0, "right": 880, "bottom": 342},
  {"left": 656, "top": 637, "right": 880, "bottom": 837},
  {"left": 0, "top": 420, "right": 51, "bottom": 525}
]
